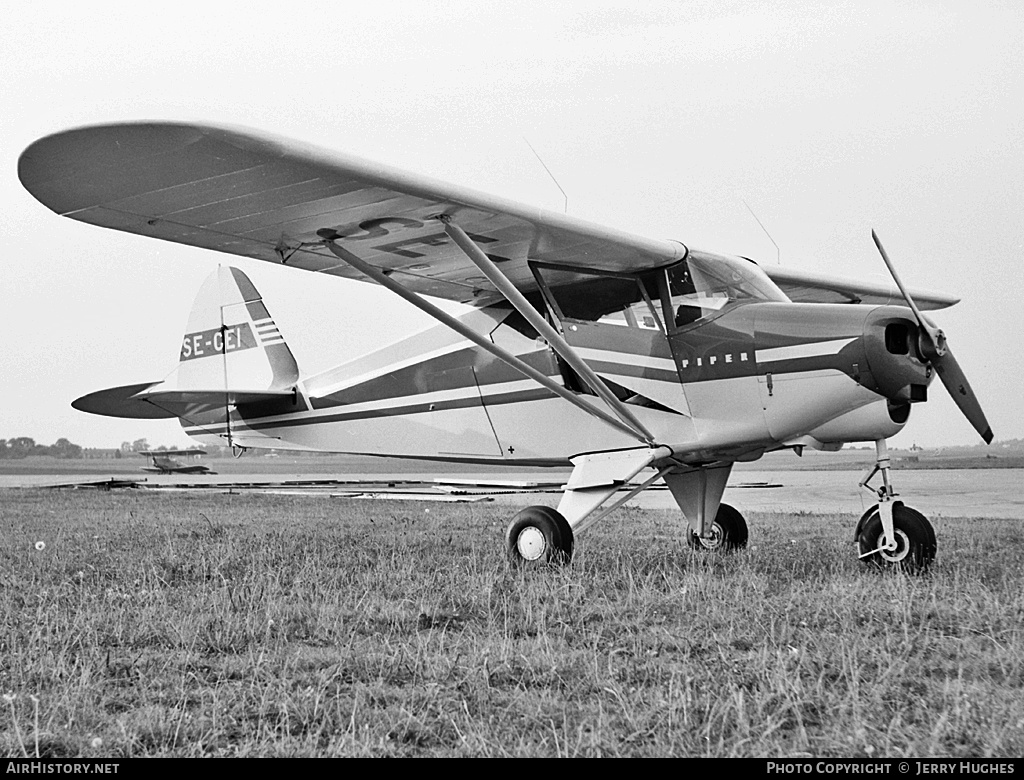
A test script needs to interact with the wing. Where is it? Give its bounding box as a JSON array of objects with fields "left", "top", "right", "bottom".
[
  {"left": 763, "top": 265, "right": 958, "bottom": 310},
  {"left": 19, "top": 121, "right": 959, "bottom": 310},
  {"left": 19, "top": 122, "right": 683, "bottom": 304}
]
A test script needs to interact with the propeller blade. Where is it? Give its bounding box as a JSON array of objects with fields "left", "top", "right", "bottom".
[
  {"left": 932, "top": 346, "right": 994, "bottom": 444},
  {"left": 871, "top": 229, "right": 992, "bottom": 444},
  {"left": 871, "top": 230, "right": 946, "bottom": 358}
]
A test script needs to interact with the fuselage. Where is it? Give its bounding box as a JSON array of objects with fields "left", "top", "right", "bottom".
[{"left": 182, "top": 288, "right": 927, "bottom": 465}]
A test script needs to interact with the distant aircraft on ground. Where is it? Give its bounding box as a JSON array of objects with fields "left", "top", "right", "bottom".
[
  {"left": 19, "top": 122, "right": 992, "bottom": 572},
  {"left": 138, "top": 448, "right": 213, "bottom": 474}
]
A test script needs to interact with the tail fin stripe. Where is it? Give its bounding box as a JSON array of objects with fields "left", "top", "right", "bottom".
[{"left": 245, "top": 300, "right": 272, "bottom": 322}]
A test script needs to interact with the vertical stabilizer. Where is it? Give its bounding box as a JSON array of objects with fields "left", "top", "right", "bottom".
[{"left": 158, "top": 267, "right": 299, "bottom": 395}]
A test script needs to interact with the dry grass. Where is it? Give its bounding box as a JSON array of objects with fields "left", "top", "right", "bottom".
[{"left": 1, "top": 490, "right": 1023, "bottom": 757}]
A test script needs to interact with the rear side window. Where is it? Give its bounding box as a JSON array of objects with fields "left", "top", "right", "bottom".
[{"left": 537, "top": 268, "right": 663, "bottom": 332}]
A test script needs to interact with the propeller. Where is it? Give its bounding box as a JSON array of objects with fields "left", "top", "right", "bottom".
[{"left": 871, "top": 230, "right": 993, "bottom": 444}]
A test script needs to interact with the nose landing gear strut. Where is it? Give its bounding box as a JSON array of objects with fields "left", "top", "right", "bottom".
[{"left": 855, "top": 438, "right": 936, "bottom": 572}]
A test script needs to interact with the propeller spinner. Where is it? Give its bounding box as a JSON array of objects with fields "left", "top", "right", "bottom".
[{"left": 871, "top": 230, "right": 993, "bottom": 444}]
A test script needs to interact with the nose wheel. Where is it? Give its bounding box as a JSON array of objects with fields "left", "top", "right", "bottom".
[
  {"left": 856, "top": 439, "right": 936, "bottom": 573},
  {"left": 856, "top": 501, "right": 936, "bottom": 573}
]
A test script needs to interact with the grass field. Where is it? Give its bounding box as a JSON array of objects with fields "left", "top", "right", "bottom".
[{"left": 2, "top": 489, "right": 1023, "bottom": 757}]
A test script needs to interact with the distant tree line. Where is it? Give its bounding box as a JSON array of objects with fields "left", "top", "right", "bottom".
[
  {"left": 0, "top": 437, "right": 84, "bottom": 459},
  {"left": 0, "top": 437, "right": 191, "bottom": 460}
]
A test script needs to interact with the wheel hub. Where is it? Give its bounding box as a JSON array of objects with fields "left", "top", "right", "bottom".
[
  {"left": 516, "top": 526, "right": 547, "bottom": 561},
  {"left": 695, "top": 522, "right": 723, "bottom": 550},
  {"left": 878, "top": 529, "right": 911, "bottom": 563}
]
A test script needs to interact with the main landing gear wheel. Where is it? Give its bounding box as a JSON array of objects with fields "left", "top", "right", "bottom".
[
  {"left": 506, "top": 506, "right": 574, "bottom": 565},
  {"left": 688, "top": 503, "right": 748, "bottom": 552},
  {"left": 856, "top": 502, "right": 936, "bottom": 574}
]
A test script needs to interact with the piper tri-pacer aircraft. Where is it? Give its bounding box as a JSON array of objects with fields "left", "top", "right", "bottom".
[
  {"left": 19, "top": 122, "right": 992, "bottom": 572},
  {"left": 136, "top": 448, "right": 213, "bottom": 475}
]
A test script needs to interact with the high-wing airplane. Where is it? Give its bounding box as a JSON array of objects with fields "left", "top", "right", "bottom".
[
  {"left": 19, "top": 122, "right": 992, "bottom": 572},
  {"left": 136, "top": 448, "right": 213, "bottom": 474}
]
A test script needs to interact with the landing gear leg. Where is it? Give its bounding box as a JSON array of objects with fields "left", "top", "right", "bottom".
[
  {"left": 855, "top": 438, "right": 936, "bottom": 572},
  {"left": 687, "top": 503, "right": 749, "bottom": 552},
  {"left": 665, "top": 464, "right": 748, "bottom": 553},
  {"left": 505, "top": 448, "right": 676, "bottom": 566}
]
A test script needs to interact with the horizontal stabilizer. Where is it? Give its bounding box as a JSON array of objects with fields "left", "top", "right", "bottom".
[
  {"left": 72, "top": 382, "right": 177, "bottom": 419},
  {"left": 72, "top": 383, "right": 297, "bottom": 421}
]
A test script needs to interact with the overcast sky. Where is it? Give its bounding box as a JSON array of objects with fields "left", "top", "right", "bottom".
[{"left": 3, "top": 1, "right": 1022, "bottom": 450}]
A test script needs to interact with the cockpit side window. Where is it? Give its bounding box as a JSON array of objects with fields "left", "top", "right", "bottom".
[
  {"left": 665, "top": 253, "right": 788, "bottom": 331},
  {"left": 533, "top": 254, "right": 786, "bottom": 335},
  {"left": 536, "top": 267, "right": 664, "bottom": 333},
  {"left": 666, "top": 263, "right": 733, "bottom": 328}
]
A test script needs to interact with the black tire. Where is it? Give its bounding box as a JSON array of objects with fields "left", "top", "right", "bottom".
[
  {"left": 856, "top": 501, "right": 936, "bottom": 573},
  {"left": 505, "top": 506, "right": 574, "bottom": 565},
  {"left": 688, "top": 503, "right": 748, "bottom": 552}
]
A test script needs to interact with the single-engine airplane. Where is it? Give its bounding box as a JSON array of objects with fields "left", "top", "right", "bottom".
[
  {"left": 19, "top": 123, "right": 993, "bottom": 572},
  {"left": 136, "top": 448, "right": 213, "bottom": 475}
]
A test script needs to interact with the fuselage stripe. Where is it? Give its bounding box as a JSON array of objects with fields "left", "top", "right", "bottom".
[
  {"left": 182, "top": 386, "right": 554, "bottom": 434},
  {"left": 574, "top": 346, "right": 678, "bottom": 372},
  {"left": 755, "top": 337, "right": 856, "bottom": 364},
  {"left": 586, "top": 361, "right": 680, "bottom": 383}
]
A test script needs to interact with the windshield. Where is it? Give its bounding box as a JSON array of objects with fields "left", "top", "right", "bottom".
[{"left": 668, "top": 250, "right": 788, "bottom": 328}]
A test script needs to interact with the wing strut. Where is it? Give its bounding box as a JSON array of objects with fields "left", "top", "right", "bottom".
[
  {"left": 439, "top": 216, "right": 657, "bottom": 446},
  {"left": 317, "top": 231, "right": 650, "bottom": 444}
]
